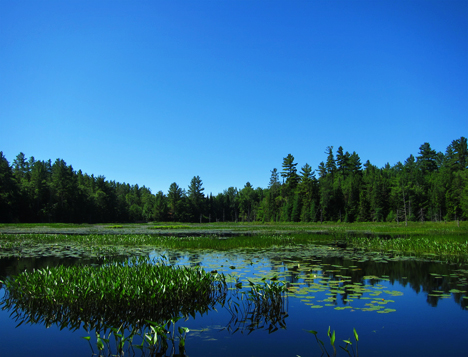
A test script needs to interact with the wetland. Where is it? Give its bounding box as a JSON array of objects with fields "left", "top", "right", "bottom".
[{"left": 0, "top": 222, "right": 467, "bottom": 356}]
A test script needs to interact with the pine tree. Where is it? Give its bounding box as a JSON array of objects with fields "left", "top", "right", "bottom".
[
  {"left": 281, "top": 154, "right": 299, "bottom": 190},
  {"left": 168, "top": 182, "right": 184, "bottom": 221},
  {"left": 417, "top": 142, "right": 438, "bottom": 174},
  {"left": 188, "top": 176, "right": 205, "bottom": 222},
  {"left": 0, "top": 152, "right": 19, "bottom": 222}
]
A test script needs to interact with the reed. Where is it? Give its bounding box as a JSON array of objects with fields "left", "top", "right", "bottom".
[{"left": 348, "top": 235, "right": 468, "bottom": 257}]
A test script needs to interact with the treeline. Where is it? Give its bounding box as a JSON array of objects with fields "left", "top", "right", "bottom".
[{"left": 0, "top": 137, "right": 467, "bottom": 224}]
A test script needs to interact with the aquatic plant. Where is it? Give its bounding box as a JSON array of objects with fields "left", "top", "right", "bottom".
[
  {"left": 224, "top": 278, "right": 288, "bottom": 334},
  {"left": 0, "top": 233, "right": 312, "bottom": 258},
  {"left": 1, "top": 256, "right": 227, "bottom": 331},
  {"left": 305, "top": 327, "right": 359, "bottom": 357},
  {"left": 81, "top": 318, "right": 190, "bottom": 357},
  {"left": 152, "top": 225, "right": 192, "bottom": 229},
  {"left": 348, "top": 235, "right": 468, "bottom": 257}
]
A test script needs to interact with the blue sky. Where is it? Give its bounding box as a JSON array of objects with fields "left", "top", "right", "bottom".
[{"left": 1, "top": 0, "right": 467, "bottom": 195}]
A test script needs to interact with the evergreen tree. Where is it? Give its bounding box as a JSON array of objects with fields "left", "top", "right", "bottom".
[
  {"left": 167, "top": 182, "right": 184, "bottom": 222},
  {"left": 0, "top": 152, "right": 19, "bottom": 222},
  {"left": 336, "top": 146, "right": 351, "bottom": 177},
  {"left": 238, "top": 182, "right": 255, "bottom": 221},
  {"left": 446, "top": 137, "right": 468, "bottom": 171},
  {"left": 153, "top": 191, "right": 168, "bottom": 221},
  {"left": 325, "top": 146, "right": 337, "bottom": 177},
  {"left": 417, "top": 142, "right": 438, "bottom": 174},
  {"left": 349, "top": 152, "right": 362, "bottom": 175},
  {"left": 224, "top": 187, "right": 239, "bottom": 222},
  {"left": 281, "top": 154, "right": 299, "bottom": 190},
  {"left": 188, "top": 176, "right": 205, "bottom": 222},
  {"left": 2, "top": 135, "right": 466, "bottom": 224},
  {"left": 265, "top": 169, "right": 281, "bottom": 222},
  {"left": 317, "top": 161, "right": 327, "bottom": 178}
]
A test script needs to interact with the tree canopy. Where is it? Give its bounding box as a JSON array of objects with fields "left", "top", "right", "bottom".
[{"left": 1, "top": 137, "right": 467, "bottom": 223}]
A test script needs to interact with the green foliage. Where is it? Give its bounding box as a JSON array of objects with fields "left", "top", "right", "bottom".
[
  {"left": 0, "top": 136, "right": 466, "bottom": 224},
  {"left": 152, "top": 225, "right": 191, "bottom": 229},
  {"left": 348, "top": 235, "right": 468, "bottom": 257},
  {"left": 306, "top": 327, "right": 359, "bottom": 357},
  {"left": 2, "top": 256, "right": 227, "bottom": 331},
  {"left": 0, "top": 152, "right": 19, "bottom": 222}
]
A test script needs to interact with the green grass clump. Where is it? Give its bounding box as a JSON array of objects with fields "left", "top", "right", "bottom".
[
  {"left": 348, "top": 235, "right": 468, "bottom": 257},
  {"left": 1, "top": 256, "right": 227, "bottom": 331},
  {"left": 151, "top": 225, "right": 192, "bottom": 230}
]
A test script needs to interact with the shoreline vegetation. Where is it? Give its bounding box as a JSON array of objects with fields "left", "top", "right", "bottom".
[{"left": 0, "top": 221, "right": 467, "bottom": 259}]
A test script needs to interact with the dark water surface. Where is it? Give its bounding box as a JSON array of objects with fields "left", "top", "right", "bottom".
[{"left": 1, "top": 245, "right": 467, "bottom": 357}]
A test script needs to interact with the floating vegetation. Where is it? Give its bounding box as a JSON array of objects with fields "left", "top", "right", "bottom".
[{"left": 0, "top": 233, "right": 313, "bottom": 258}]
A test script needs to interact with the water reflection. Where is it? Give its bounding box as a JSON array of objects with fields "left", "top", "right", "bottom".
[
  {"left": 1, "top": 246, "right": 467, "bottom": 311},
  {"left": 1, "top": 244, "right": 468, "bottom": 357}
]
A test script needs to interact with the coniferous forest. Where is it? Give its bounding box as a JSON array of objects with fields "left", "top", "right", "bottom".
[{"left": 1, "top": 137, "right": 467, "bottom": 224}]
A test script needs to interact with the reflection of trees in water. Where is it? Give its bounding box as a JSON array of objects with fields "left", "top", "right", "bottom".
[
  {"left": 187, "top": 253, "right": 201, "bottom": 267},
  {"left": 223, "top": 281, "right": 288, "bottom": 335},
  {"left": 280, "top": 253, "right": 468, "bottom": 309},
  {"left": 0, "top": 256, "right": 113, "bottom": 280},
  {"left": 166, "top": 250, "right": 183, "bottom": 266},
  {"left": 0, "top": 254, "right": 136, "bottom": 280},
  {"left": 2, "top": 248, "right": 467, "bottom": 311}
]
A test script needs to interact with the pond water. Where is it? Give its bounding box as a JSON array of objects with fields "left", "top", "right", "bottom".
[{"left": 1, "top": 243, "right": 467, "bottom": 357}]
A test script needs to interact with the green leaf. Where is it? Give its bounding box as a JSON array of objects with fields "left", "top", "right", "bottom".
[
  {"left": 353, "top": 328, "right": 359, "bottom": 342},
  {"left": 96, "top": 336, "right": 104, "bottom": 351}
]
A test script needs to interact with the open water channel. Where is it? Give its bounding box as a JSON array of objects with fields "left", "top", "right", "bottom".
[{"left": 1, "top": 243, "right": 467, "bottom": 357}]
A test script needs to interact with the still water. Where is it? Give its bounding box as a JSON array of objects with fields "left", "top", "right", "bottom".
[{"left": 1, "top": 244, "right": 467, "bottom": 357}]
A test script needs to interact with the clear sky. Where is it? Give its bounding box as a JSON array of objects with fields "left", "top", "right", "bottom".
[{"left": 1, "top": 0, "right": 467, "bottom": 195}]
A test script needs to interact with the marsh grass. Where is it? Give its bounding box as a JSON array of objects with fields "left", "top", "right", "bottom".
[
  {"left": 1, "top": 221, "right": 467, "bottom": 260},
  {"left": 152, "top": 225, "right": 192, "bottom": 230},
  {"left": 1, "top": 228, "right": 467, "bottom": 260},
  {"left": 348, "top": 235, "right": 468, "bottom": 257},
  {"left": 1, "top": 220, "right": 465, "bottom": 235}
]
